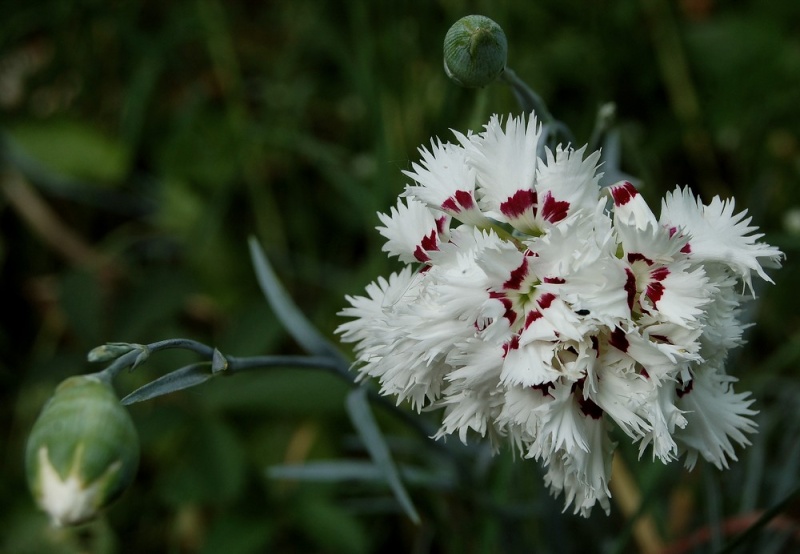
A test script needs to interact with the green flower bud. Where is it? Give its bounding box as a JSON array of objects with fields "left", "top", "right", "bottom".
[
  {"left": 25, "top": 374, "right": 140, "bottom": 526},
  {"left": 87, "top": 343, "right": 136, "bottom": 363},
  {"left": 443, "top": 15, "right": 508, "bottom": 88}
]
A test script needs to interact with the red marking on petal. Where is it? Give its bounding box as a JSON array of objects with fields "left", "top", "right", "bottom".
[
  {"left": 455, "top": 189, "right": 475, "bottom": 210},
  {"left": 578, "top": 395, "right": 604, "bottom": 419},
  {"left": 650, "top": 267, "right": 669, "bottom": 281},
  {"left": 539, "top": 191, "right": 570, "bottom": 224},
  {"left": 532, "top": 382, "right": 555, "bottom": 398},
  {"left": 500, "top": 189, "right": 537, "bottom": 218},
  {"left": 441, "top": 197, "right": 458, "bottom": 212},
  {"left": 543, "top": 277, "right": 565, "bottom": 284},
  {"left": 419, "top": 230, "right": 438, "bottom": 252},
  {"left": 646, "top": 281, "right": 665, "bottom": 304},
  {"left": 435, "top": 216, "right": 448, "bottom": 235},
  {"left": 624, "top": 268, "right": 637, "bottom": 310},
  {"left": 414, "top": 230, "right": 439, "bottom": 263},
  {"left": 627, "top": 253, "right": 653, "bottom": 265},
  {"left": 503, "top": 258, "right": 529, "bottom": 290},
  {"left": 524, "top": 310, "right": 542, "bottom": 329},
  {"left": 490, "top": 291, "right": 518, "bottom": 325},
  {"left": 538, "top": 293, "right": 556, "bottom": 310},
  {"left": 610, "top": 181, "right": 638, "bottom": 206},
  {"left": 676, "top": 379, "right": 693, "bottom": 398},
  {"left": 668, "top": 226, "right": 692, "bottom": 253},
  {"left": 591, "top": 336, "right": 600, "bottom": 357},
  {"left": 609, "top": 327, "right": 629, "bottom": 352},
  {"left": 641, "top": 368, "right": 650, "bottom": 379},
  {"left": 502, "top": 335, "right": 520, "bottom": 357},
  {"left": 442, "top": 190, "right": 477, "bottom": 213}
]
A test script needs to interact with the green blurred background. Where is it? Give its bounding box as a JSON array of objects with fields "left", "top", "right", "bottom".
[{"left": 2, "top": 0, "right": 799, "bottom": 552}]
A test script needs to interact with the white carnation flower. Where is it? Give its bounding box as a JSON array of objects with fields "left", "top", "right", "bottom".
[{"left": 338, "top": 112, "right": 782, "bottom": 516}]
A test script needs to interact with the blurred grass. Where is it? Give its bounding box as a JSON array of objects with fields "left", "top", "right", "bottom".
[{"left": 1, "top": 0, "right": 799, "bottom": 552}]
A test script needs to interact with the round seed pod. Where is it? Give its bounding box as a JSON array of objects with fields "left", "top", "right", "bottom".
[
  {"left": 25, "top": 374, "right": 140, "bottom": 526},
  {"left": 443, "top": 15, "right": 508, "bottom": 88}
]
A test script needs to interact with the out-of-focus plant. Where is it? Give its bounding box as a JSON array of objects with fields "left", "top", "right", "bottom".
[{"left": 8, "top": 5, "right": 800, "bottom": 554}]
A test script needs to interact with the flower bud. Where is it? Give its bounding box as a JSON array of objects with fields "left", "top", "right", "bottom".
[
  {"left": 25, "top": 374, "right": 140, "bottom": 526},
  {"left": 443, "top": 15, "right": 508, "bottom": 88},
  {"left": 87, "top": 343, "right": 136, "bottom": 363}
]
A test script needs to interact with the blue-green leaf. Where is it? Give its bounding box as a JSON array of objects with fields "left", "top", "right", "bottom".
[
  {"left": 345, "top": 387, "right": 420, "bottom": 524},
  {"left": 267, "top": 460, "right": 456, "bottom": 489},
  {"left": 247, "top": 237, "right": 345, "bottom": 363},
  {"left": 268, "top": 460, "right": 381, "bottom": 482},
  {"left": 121, "top": 363, "right": 213, "bottom": 405}
]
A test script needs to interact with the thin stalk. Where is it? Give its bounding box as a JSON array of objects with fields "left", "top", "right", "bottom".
[{"left": 500, "top": 67, "right": 554, "bottom": 123}]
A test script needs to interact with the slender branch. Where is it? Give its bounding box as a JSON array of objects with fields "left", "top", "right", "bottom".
[
  {"left": 226, "top": 354, "right": 346, "bottom": 375},
  {"left": 500, "top": 67, "right": 554, "bottom": 122},
  {"left": 147, "top": 338, "right": 216, "bottom": 358},
  {"left": 499, "top": 67, "right": 575, "bottom": 148},
  {"left": 97, "top": 348, "right": 149, "bottom": 382},
  {"left": 96, "top": 337, "right": 440, "bottom": 445},
  {"left": 225, "top": 351, "right": 439, "bottom": 442}
]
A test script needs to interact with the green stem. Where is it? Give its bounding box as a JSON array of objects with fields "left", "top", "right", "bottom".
[
  {"left": 499, "top": 68, "right": 575, "bottom": 148},
  {"left": 100, "top": 337, "right": 441, "bottom": 445},
  {"left": 148, "top": 338, "right": 216, "bottom": 357},
  {"left": 227, "top": 351, "right": 438, "bottom": 442},
  {"left": 226, "top": 354, "right": 346, "bottom": 376},
  {"left": 500, "top": 67, "right": 554, "bottom": 123},
  {"left": 97, "top": 348, "right": 148, "bottom": 383}
]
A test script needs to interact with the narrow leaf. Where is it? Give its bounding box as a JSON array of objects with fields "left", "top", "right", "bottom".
[
  {"left": 268, "top": 460, "right": 456, "bottom": 489},
  {"left": 121, "top": 363, "right": 213, "bottom": 405},
  {"left": 268, "top": 460, "right": 382, "bottom": 482},
  {"left": 247, "top": 237, "right": 343, "bottom": 361},
  {"left": 345, "top": 387, "right": 421, "bottom": 524}
]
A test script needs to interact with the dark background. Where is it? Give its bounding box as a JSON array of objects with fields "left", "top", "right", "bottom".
[{"left": 2, "top": 1, "right": 799, "bottom": 552}]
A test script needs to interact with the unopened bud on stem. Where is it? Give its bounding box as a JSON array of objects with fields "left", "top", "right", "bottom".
[
  {"left": 25, "top": 374, "right": 139, "bottom": 526},
  {"left": 443, "top": 15, "right": 508, "bottom": 88},
  {"left": 87, "top": 343, "right": 136, "bottom": 363}
]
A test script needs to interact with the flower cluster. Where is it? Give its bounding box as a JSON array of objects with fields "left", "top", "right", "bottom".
[{"left": 337, "top": 113, "right": 782, "bottom": 516}]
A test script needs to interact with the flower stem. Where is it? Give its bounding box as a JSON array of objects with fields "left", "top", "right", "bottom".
[
  {"left": 500, "top": 67, "right": 575, "bottom": 148},
  {"left": 500, "top": 67, "right": 554, "bottom": 123}
]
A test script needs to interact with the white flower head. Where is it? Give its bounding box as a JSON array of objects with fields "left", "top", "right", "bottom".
[{"left": 338, "top": 112, "right": 781, "bottom": 516}]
